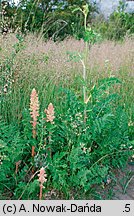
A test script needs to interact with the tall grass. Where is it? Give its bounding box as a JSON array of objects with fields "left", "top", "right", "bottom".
[
  {"left": 0, "top": 34, "right": 134, "bottom": 135},
  {"left": 0, "top": 33, "right": 134, "bottom": 199}
]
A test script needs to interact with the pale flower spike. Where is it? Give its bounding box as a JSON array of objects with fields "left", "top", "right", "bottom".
[
  {"left": 30, "top": 88, "right": 39, "bottom": 129},
  {"left": 44, "top": 103, "right": 55, "bottom": 124},
  {"left": 38, "top": 167, "right": 47, "bottom": 185},
  {"left": 38, "top": 167, "right": 47, "bottom": 200},
  {"left": 30, "top": 88, "right": 39, "bottom": 158}
]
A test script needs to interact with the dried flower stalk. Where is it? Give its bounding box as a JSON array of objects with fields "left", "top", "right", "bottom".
[
  {"left": 44, "top": 103, "right": 55, "bottom": 157},
  {"left": 15, "top": 160, "right": 21, "bottom": 174}
]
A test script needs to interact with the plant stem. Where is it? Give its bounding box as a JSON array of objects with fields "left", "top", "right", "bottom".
[{"left": 39, "top": 184, "right": 43, "bottom": 200}]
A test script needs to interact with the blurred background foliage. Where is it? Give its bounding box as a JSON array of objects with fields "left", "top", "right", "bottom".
[{"left": 0, "top": 0, "right": 133, "bottom": 41}]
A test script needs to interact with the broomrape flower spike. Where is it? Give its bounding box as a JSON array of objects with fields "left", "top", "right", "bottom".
[
  {"left": 30, "top": 88, "right": 39, "bottom": 132},
  {"left": 44, "top": 103, "right": 55, "bottom": 124},
  {"left": 30, "top": 88, "right": 39, "bottom": 158},
  {"left": 38, "top": 167, "right": 47, "bottom": 200}
]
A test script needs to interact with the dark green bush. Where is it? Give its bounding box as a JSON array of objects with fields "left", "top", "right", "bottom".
[{"left": 93, "top": 11, "right": 134, "bottom": 41}]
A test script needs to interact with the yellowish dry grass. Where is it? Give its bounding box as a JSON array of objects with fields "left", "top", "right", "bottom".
[
  {"left": 0, "top": 34, "right": 134, "bottom": 127},
  {"left": 1, "top": 34, "right": 133, "bottom": 80}
]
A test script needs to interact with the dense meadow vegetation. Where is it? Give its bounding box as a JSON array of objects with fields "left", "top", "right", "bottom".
[{"left": 0, "top": 1, "right": 134, "bottom": 200}]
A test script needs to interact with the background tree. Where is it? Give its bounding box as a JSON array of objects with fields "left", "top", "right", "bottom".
[{"left": 0, "top": 0, "right": 97, "bottom": 40}]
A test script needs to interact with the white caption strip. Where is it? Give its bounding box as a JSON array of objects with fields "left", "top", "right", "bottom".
[{"left": 0, "top": 200, "right": 134, "bottom": 216}]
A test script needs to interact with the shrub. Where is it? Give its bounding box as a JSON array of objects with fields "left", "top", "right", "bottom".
[{"left": 92, "top": 11, "right": 134, "bottom": 41}]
